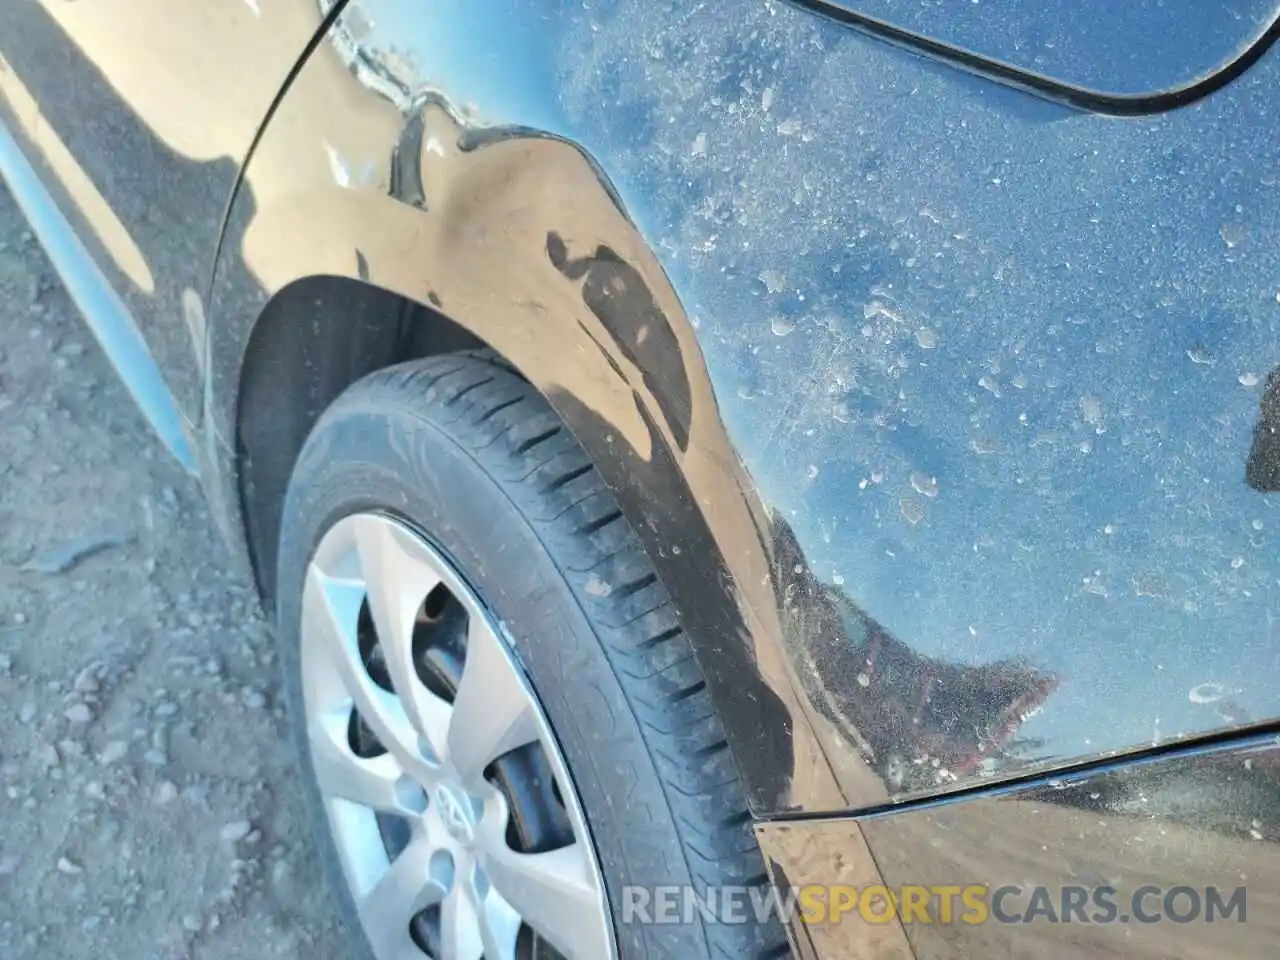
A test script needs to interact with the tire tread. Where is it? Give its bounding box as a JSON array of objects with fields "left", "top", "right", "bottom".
[{"left": 309, "top": 353, "right": 791, "bottom": 960}]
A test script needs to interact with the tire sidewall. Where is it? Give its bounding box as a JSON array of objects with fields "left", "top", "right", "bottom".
[{"left": 276, "top": 397, "right": 710, "bottom": 957}]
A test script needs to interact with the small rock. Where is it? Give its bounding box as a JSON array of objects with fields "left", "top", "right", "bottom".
[
  {"left": 242, "top": 687, "right": 266, "bottom": 709},
  {"left": 21, "top": 532, "right": 131, "bottom": 575},
  {"left": 35, "top": 742, "right": 60, "bottom": 769},
  {"left": 0, "top": 653, "right": 11, "bottom": 675},
  {"left": 181, "top": 783, "right": 209, "bottom": 806},
  {"left": 154, "top": 701, "right": 179, "bottom": 718},
  {"left": 143, "top": 749, "right": 168, "bottom": 767},
  {"left": 97, "top": 741, "right": 128, "bottom": 765},
  {"left": 181, "top": 913, "right": 203, "bottom": 933},
  {"left": 56, "top": 857, "right": 83, "bottom": 875},
  {"left": 64, "top": 703, "right": 93, "bottom": 724},
  {"left": 153, "top": 780, "right": 178, "bottom": 805},
  {"left": 73, "top": 666, "right": 100, "bottom": 694},
  {"left": 18, "top": 701, "right": 36, "bottom": 725},
  {"left": 269, "top": 859, "right": 292, "bottom": 888},
  {"left": 220, "top": 820, "right": 252, "bottom": 844},
  {"left": 0, "top": 854, "right": 19, "bottom": 876}
]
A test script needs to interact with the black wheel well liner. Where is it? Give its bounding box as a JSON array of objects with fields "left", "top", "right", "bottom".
[{"left": 234, "top": 274, "right": 486, "bottom": 600}]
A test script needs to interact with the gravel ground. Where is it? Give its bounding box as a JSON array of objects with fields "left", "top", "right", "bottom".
[{"left": 0, "top": 184, "right": 348, "bottom": 958}]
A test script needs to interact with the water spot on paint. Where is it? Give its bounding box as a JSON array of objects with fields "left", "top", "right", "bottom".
[
  {"left": 910, "top": 472, "right": 939, "bottom": 498},
  {"left": 758, "top": 268, "right": 786, "bottom": 294},
  {"left": 1219, "top": 222, "right": 1248, "bottom": 248},
  {"left": 900, "top": 497, "right": 925, "bottom": 525},
  {"left": 1188, "top": 682, "right": 1224, "bottom": 704}
]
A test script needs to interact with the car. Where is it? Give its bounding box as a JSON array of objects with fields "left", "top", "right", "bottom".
[{"left": 2, "top": 0, "right": 1277, "bottom": 957}]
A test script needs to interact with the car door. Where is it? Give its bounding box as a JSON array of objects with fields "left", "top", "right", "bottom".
[{"left": 0, "top": 0, "right": 334, "bottom": 454}]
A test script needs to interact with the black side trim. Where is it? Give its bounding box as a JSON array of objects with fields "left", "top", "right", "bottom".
[{"left": 760, "top": 720, "right": 1280, "bottom": 822}]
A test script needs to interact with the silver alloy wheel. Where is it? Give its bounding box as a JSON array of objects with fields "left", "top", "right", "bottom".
[{"left": 299, "top": 512, "right": 615, "bottom": 960}]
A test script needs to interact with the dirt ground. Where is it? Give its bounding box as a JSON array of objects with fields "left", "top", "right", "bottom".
[{"left": 0, "top": 187, "right": 349, "bottom": 956}]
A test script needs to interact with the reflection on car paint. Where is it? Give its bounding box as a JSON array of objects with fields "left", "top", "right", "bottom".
[
  {"left": 3, "top": 0, "right": 1279, "bottom": 953},
  {"left": 244, "top": 0, "right": 1280, "bottom": 819},
  {"left": 796, "top": 731, "right": 1280, "bottom": 958}
]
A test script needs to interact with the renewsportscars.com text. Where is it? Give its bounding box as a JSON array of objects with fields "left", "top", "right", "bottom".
[{"left": 621, "top": 884, "right": 1247, "bottom": 926}]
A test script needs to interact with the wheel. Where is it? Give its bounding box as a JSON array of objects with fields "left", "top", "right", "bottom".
[{"left": 274, "top": 352, "right": 791, "bottom": 960}]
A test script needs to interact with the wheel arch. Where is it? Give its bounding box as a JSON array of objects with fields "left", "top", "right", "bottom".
[
  {"left": 206, "top": 92, "right": 838, "bottom": 814},
  {"left": 233, "top": 273, "right": 485, "bottom": 601}
]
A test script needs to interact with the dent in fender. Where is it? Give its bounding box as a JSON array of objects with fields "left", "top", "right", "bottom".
[
  {"left": 210, "top": 14, "right": 1076, "bottom": 815},
  {"left": 206, "top": 0, "right": 1280, "bottom": 817},
  {"left": 207, "top": 45, "right": 843, "bottom": 813}
]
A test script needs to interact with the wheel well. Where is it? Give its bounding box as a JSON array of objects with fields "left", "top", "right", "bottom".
[{"left": 235, "top": 275, "right": 486, "bottom": 601}]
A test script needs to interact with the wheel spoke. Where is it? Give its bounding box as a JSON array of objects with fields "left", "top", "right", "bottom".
[
  {"left": 309, "top": 710, "right": 425, "bottom": 816},
  {"left": 353, "top": 517, "right": 454, "bottom": 755},
  {"left": 305, "top": 566, "right": 438, "bottom": 784},
  {"left": 439, "top": 882, "right": 485, "bottom": 960},
  {"left": 476, "top": 882, "right": 523, "bottom": 960},
  {"left": 358, "top": 838, "right": 445, "bottom": 959},
  {"left": 477, "top": 841, "right": 608, "bottom": 960},
  {"left": 447, "top": 618, "right": 539, "bottom": 789},
  {"left": 302, "top": 513, "right": 615, "bottom": 960}
]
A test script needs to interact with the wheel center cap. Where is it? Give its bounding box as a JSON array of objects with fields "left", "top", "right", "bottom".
[{"left": 434, "top": 783, "right": 476, "bottom": 847}]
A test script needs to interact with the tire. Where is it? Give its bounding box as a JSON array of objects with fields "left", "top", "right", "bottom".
[{"left": 275, "top": 352, "right": 791, "bottom": 959}]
